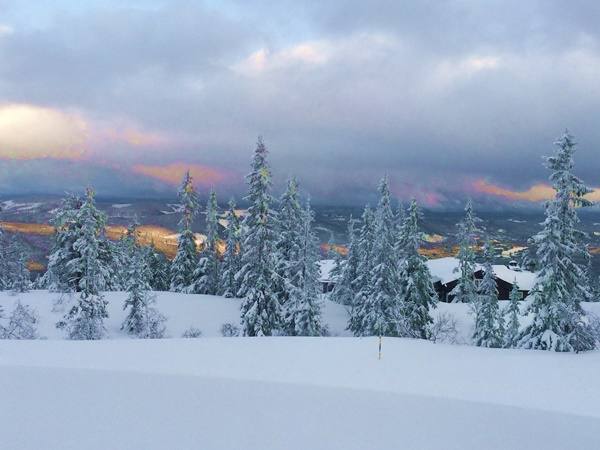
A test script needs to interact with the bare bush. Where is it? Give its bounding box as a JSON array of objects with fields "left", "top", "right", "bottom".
[
  {"left": 430, "top": 312, "right": 459, "bottom": 344},
  {"left": 182, "top": 326, "right": 203, "bottom": 338},
  {"left": 220, "top": 323, "right": 240, "bottom": 337}
]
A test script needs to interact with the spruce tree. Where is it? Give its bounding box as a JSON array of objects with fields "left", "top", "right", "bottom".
[
  {"left": 504, "top": 280, "right": 521, "bottom": 348},
  {"left": 283, "top": 199, "right": 323, "bottom": 336},
  {"left": 451, "top": 200, "right": 480, "bottom": 303},
  {"left": 170, "top": 171, "right": 200, "bottom": 293},
  {"left": 238, "top": 137, "right": 281, "bottom": 336},
  {"left": 273, "top": 178, "right": 304, "bottom": 308},
  {"left": 357, "top": 177, "right": 402, "bottom": 336},
  {"left": 43, "top": 194, "right": 84, "bottom": 292},
  {"left": 347, "top": 205, "right": 376, "bottom": 336},
  {"left": 122, "top": 244, "right": 166, "bottom": 338},
  {"left": 57, "top": 188, "right": 109, "bottom": 340},
  {"left": 473, "top": 239, "right": 504, "bottom": 348},
  {"left": 220, "top": 199, "right": 242, "bottom": 298},
  {"left": 6, "top": 238, "right": 31, "bottom": 293},
  {"left": 330, "top": 218, "right": 359, "bottom": 306},
  {"left": 193, "top": 189, "right": 220, "bottom": 295},
  {"left": 146, "top": 243, "right": 170, "bottom": 291},
  {"left": 519, "top": 131, "right": 596, "bottom": 352},
  {"left": 398, "top": 199, "right": 437, "bottom": 339}
]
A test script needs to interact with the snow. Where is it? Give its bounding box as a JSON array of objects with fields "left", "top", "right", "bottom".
[
  {"left": 318, "top": 258, "right": 336, "bottom": 282},
  {"left": 1, "top": 200, "right": 42, "bottom": 212},
  {"left": 425, "top": 257, "right": 537, "bottom": 290},
  {"left": 1, "top": 291, "right": 600, "bottom": 449},
  {"left": 426, "top": 257, "right": 471, "bottom": 284},
  {"left": 111, "top": 203, "right": 132, "bottom": 209},
  {"left": 0, "top": 290, "right": 351, "bottom": 339},
  {"left": 492, "top": 264, "right": 537, "bottom": 290}
]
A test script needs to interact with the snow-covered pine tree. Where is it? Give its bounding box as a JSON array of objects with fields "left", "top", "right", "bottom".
[
  {"left": 146, "top": 243, "right": 171, "bottom": 291},
  {"left": 122, "top": 242, "right": 166, "bottom": 338},
  {"left": 357, "top": 177, "right": 402, "bottom": 337},
  {"left": 330, "top": 218, "right": 359, "bottom": 306},
  {"left": 472, "top": 239, "right": 504, "bottom": 348},
  {"left": 43, "top": 193, "right": 83, "bottom": 292},
  {"left": 273, "top": 178, "right": 304, "bottom": 308},
  {"left": 328, "top": 240, "right": 344, "bottom": 291},
  {"left": 347, "top": 205, "right": 376, "bottom": 336},
  {"left": 395, "top": 202, "right": 408, "bottom": 261},
  {"left": 9, "top": 240, "right": 31, "bottom": 294},
  {"left": 112, "top": 219, "right": 141, "bottom": 290},
  {"left": 519, "top": 131, "right": 596, "bottom": 352},
  {"left": 504, "top": 280, "right": 521, "bottom": 348},
  {"left": 57, "top": 188, "right": 109, "bottom": 340},
  {"left": 170, "top": 171, "right": 200, "bottom": 293},
  {"left": 283, "top": 198, "right": 323, "bottom": 336},
  {"left": 398, "top": 199, "right": 437, "bottom": 339},
  {"left": 193, "top": 189, "right": 221, "bottom": 295},
  {"left": 220, "top": 199, "right": 242, "bottom": 298},
  {"left": 238, "top": 137, "right": 282, "bottom": 336},
  {"left": 450, "top": 200, "right": 480, "bottom": 303}
]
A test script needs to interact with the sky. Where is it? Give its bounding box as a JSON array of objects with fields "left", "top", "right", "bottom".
[{"left": 1, "top": 0, "right": 600, "bottom": 207}]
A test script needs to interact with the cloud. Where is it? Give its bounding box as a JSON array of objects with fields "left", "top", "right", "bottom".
[
  {"left": 472, "top": 179, "right": 600, "bottom": 203},
  {"left": 1, "top": 2, "right": 600, "bottom": 205},
  {"left": 0, "top": 24, "right": 13, "bottom": 36},
  {"left": 0, "top": 103, "right": 88, "bottom": 160},
  {"left": 132, "top": 163, "right": 232, "bottom": 188}
]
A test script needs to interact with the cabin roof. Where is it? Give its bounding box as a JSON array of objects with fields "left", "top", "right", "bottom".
[
  {"left": 490, "top": 265, "right": 537, "bottom": 291},
  {"left": 319, "top": 259, "right": 336, "bottom": 283}
]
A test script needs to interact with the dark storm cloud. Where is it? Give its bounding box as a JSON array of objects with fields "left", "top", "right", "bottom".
[{"left": 1, "top": 1, "right": 600, "bottom": 206}]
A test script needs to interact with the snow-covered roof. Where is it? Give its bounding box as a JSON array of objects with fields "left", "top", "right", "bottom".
[
  {"left": 491, "top": 265, "right": 537, "bottom": 291},
  {"left": 319, "top": 259, "right": 336, "bottom": 283},
  {"left": 426, "top": 257, "right": 468, "bottom": 285}
]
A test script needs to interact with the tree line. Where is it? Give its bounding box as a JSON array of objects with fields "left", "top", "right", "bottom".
[{"left": 2, "top": 131, "right": 597, "bottom": 351}]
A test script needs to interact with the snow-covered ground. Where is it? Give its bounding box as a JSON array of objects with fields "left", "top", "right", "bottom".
[{"left": 1, "top": 291, "right": 600, "bottom": 449}]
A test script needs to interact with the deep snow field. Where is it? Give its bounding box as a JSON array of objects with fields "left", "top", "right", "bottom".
[{"left": 1, "top": 291, "right": 600, "bottom": 450}]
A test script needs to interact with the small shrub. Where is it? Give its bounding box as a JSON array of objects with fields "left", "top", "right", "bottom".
[
  {"left": 3, "top": 301, "right": 39, "bottom": 340},
  {"left": 430, "top": 312, "right": 459, "bottom": 344},
  {"left": 220, "top": 323, "right": 240, "bottom": 337},
  {"left": 182, "top": 326, "right": 203, "bottom": 338}
]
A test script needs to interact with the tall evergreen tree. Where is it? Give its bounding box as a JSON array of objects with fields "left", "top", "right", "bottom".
[
  {"left": 473, "top": 239, "right": 504, "bottom": 348},
  {"left": 9, "top": 239, "right": 31, "bottom": 294},
  {"left": 356, "top": 177, "right": 402, "bottom": 336},
  {"left": 57, "top": 188, "right": 109, "bottom": 340},
  {"left": 146, "top": 243, "right": 170, "bottom": 291},
  {"left": 347, "top": 205, "right": 376, "bottom": 336},
  {"left": 220, "top": 199, "right": 242, "bottom": 298},
  {"left": 398, "top": 199, "right": 437, "bottom": 339},
  {"left": 170, "top": 171, "right": 199, "bottom": 293},
  {"left": 273, "top": 178, "right": 304, "bottom": 307},
  {"left": 519, "top": 131, "right": 596, "bottom": 352},
  {"left": 122, "top": 244, "right": 166, "bottom": 338},
  {"left": 451, "top": 200, "right": 480, "bottom": 303},
  {"left": 283, "top": 199, "right": 323, "bottom": 336},
  {"left": 238, "top": 137, "right": 281, "bottom": 336},
  {"left": 330, "top": 218, "right": 359, "bottom": 306},
  {"left": 395, "top": 202, "right": 409, "bottom": 261},
  {"left": 193, "top": 189, "right": 220, "bottom": 295},
  {"left": 504, "top": 280, "right": 521, "bottom": 348},
  {"left": 113, "top": 219, "right": 141, "bottom": 290},
  {"left": 43, "top": 194, "right": 84, "bottom": 292}
]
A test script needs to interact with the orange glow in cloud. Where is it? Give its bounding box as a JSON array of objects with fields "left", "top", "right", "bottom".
[
  {"left": 101, "top": 126, "right": 170, "bottom": 148},
  {"left": 473, "top": 179, "right": 600, "bottom": 202},
  {"left": 0, "top": 103, "right": 88, "bottom": 160},
  {"left": 132, "top": 162, "right": 230, "bottom": 187}
]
